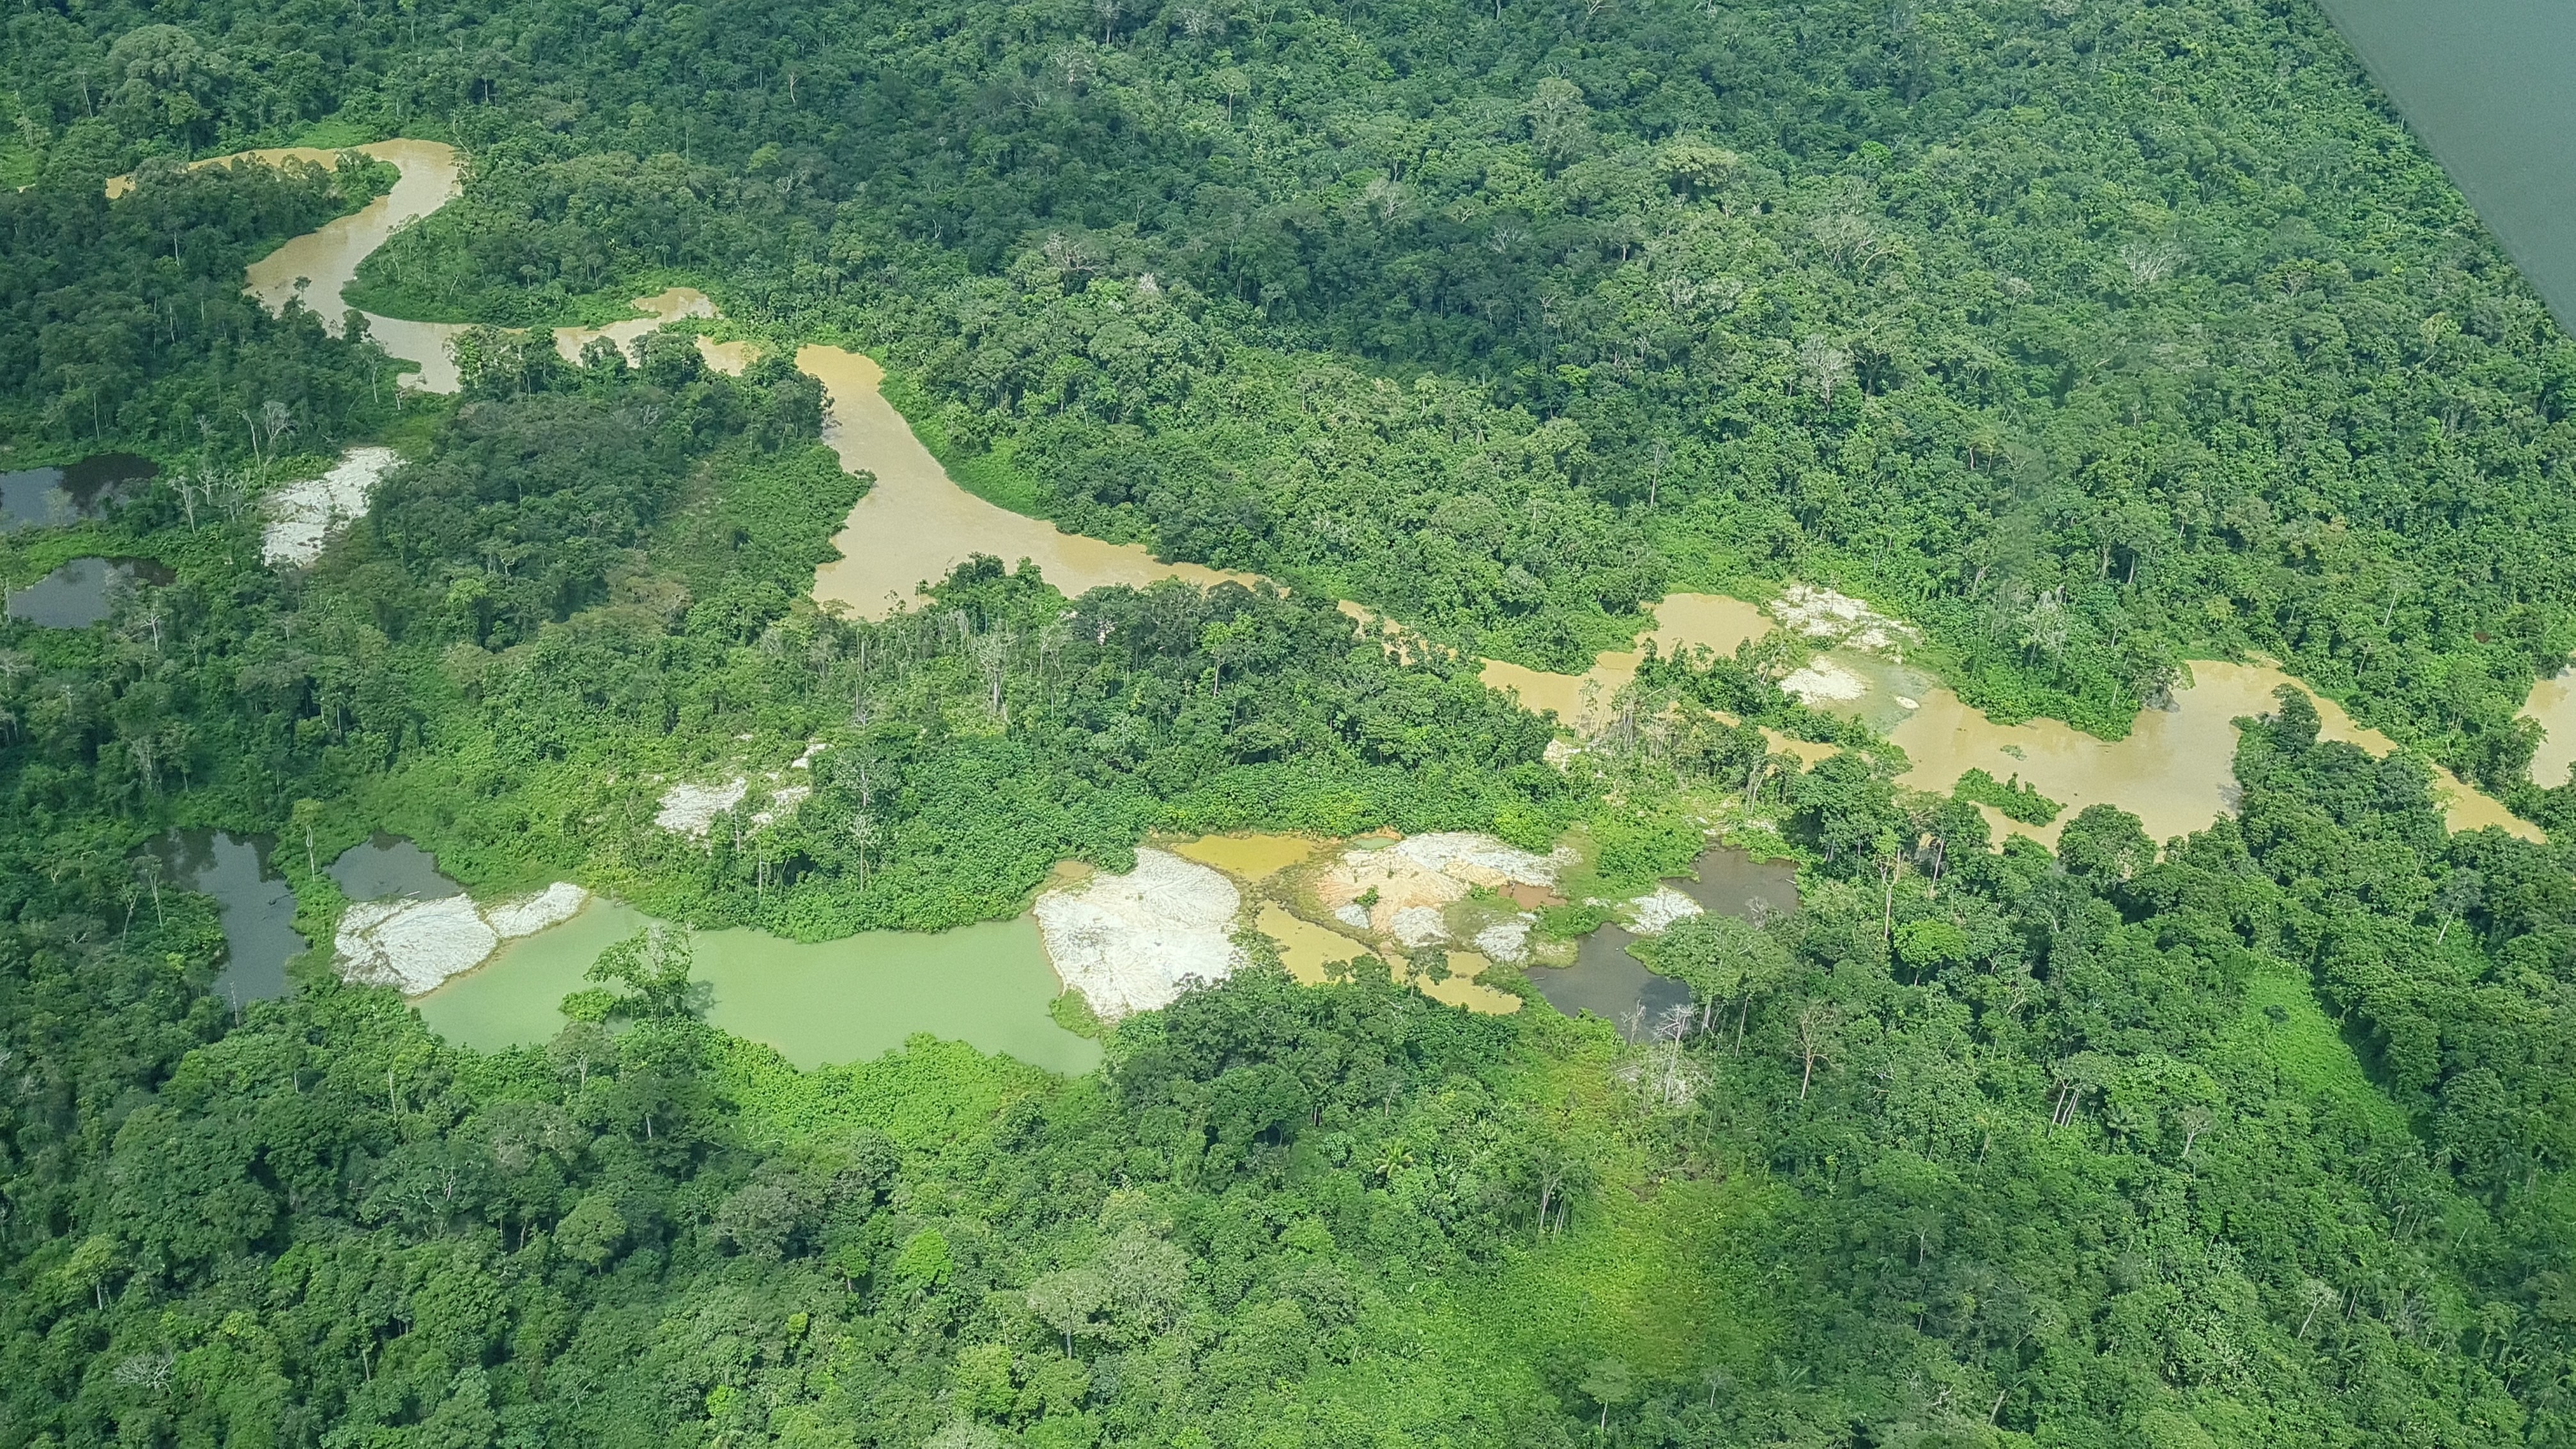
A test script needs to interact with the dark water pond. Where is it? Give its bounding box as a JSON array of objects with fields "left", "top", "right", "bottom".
[
  {"left": 1673, "top": 843, "right": 1800, "bottom": 922},
  {"left": 1528, "top": 845, "right": 1799, "bottom": 1034},
  {"left": 328, "top": 833, "right": 463, "bottom": 900},
  {"left": 6, "top": 557, "right": 172, "bottom": 628},
  {"left": 2320, "top": 1, "right": 2576, "bottom": 332},
  {"left": 0, "top": 454, "right": 157, "bottom": 532},
  {"left": 1526, "top": 924, "right": 1692, "bottom": 1038},
  {"left": 150, "top": 829, "right": 306, "bottom": 1006}
]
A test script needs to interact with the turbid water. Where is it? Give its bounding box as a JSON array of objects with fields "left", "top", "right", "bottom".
[
  {"left": 149, "top": 829, "right": 307, "bottom": 1006},
  {"left": 1480, "top": 593, "right": 1774, "bottom": 729},
  {"left": 327, "top": 834, "right": 462, "bottom": 901},
  {"left": 551, "top": 288, "right": 718, "bottom": 367},
  {"left": 1256, "top": 901, "right": 1371, "bottom": 985},
  {"left": 417, "top": 898, "right": 1100, "bottom": 1072},
  {"left": 1890, "top": 661, "right": 2536, "bottom": 844},
  {"left": 2520, "top": 673, "right": 2576, "bottom": 789},
  {"left": 226, "top": 141, "right": 472, "bottom": 391},
  {"left": 1172, "top": 833, "right": 1321, "bottom": 882},
  {"left": 0, "top": 454, "right": 156, "bottom": 532},
  {"left": 2317, "top": 1, "right": 2576, "bottom": 334},
  {"left": 799, "top": 346, "right": 1259, "bottom": 618},
  {"left": 6, "top": 558, "right": 171, "bottom": 628}
]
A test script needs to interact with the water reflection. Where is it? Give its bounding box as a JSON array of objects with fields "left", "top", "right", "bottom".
[
  {"left": 149, "top": 829, "right": 305, "bottom": 1006},
  {"left": 5, "top": 558, "right": 171, "bottom": 628},
  {"left": 328, "top": 832, "right": 463, "bottom": 901},
  {"left": 1673, "top": 844, "right": 1800, "bottom": 921},
  {"left": 0, "top": 454, "right": 157, "bottom": 532}
]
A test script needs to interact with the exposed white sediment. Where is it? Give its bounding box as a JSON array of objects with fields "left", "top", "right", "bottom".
[
  {"left": 1623, "top": 886, "right": 1705, "bottom": 935},
  {"left": 1389, "top": 905, "right": 1450, "bottom": 948},
  {"left": 1033, "top": 848, "right": 1243, "bottom": 1019},
  {"left": 1473, "top": 917, "right": 1534, "bottom": 964},
  {"left": 1314, "top": 832, "right": 1574, "bottom": 937},
  {"left": 1767, "top": 583, "right": 1920, "bottom": 655},
  {"left": 481, "top": 882, "right": 589, "bottom": 939},
  {"left": 656, "top": 778, "right": 748, "bottom": 836},
  {"left": 1779, "top": 657, "right": 1869, "bottom": 705},
  {"left": 337, "top": 882, "right": 591, "bottom": 995},
  {"left": 263, "top": 447, "right": 399, "bottom": 566}
]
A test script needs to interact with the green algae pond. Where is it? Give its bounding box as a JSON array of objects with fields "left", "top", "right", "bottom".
[{"left": 415, "top": 899, "right": 1101, "bottom": 1074}]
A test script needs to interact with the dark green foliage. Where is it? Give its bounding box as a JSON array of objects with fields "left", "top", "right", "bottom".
[
  {"left": 0, "top": 148, "right": 399, "bottom": 452},
  {"left": 1952, "top": 767, "right": 2061, "bottom": 825}
]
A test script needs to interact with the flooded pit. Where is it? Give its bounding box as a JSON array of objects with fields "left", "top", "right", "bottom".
[
  {"left": 6, "top": 557, "right": 172, "bottom": 628},
  {"left": 1255, "top": 901, "right": 1371, "bottom": 984},
  {"left": 1, "top": 454, "right": 157, "bottom": 533},
  {"left": 1675, "top": 845, "right": 1800, "bottom": 921},
  {"left": 417, "top": 897, "right": 1100, "bottom": 1073},
  {"left": 149, "top": 829, "right": 307, "bottom": 1007},
  {"left": 1172, "top": 832, "right": 1322, "bottom": 881},
  {"left": 1526, "top": 926, "right": 1692, "bottom": 1037}
]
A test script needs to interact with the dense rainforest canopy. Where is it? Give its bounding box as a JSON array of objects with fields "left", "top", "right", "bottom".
[{"left": 8, "top": 0, "right": 2576, "bottom": 1444}]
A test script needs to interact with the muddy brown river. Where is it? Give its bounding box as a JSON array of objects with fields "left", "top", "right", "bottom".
[{"left": 202, "top": 141, "right": 2554, "bottom": 845}]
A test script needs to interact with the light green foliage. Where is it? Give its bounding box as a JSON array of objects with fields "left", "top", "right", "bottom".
[
  {"left": 585, "top": 925, "right": 699, "bottom": 1020},
  {"left": 1950, "top": 767, "right": 2061, "bottom": 826}
]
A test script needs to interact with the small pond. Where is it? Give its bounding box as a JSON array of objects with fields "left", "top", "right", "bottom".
[
  {"left": 6, "top": 558, "right": 172, "bottom": 629},
  {"left": 328, "top": 832, "right": 463, "bottom": 900},
  {"left": 417, "top": 898, "right": 1101, "bottom": 1074},
  {"left": 1526, "top": 924, "right": 1692, "bottom": 1038},
  {"left": 149, "top": 829, "right": 306, "bottom": 1006},
  {"left": 0, "top": 454, "right": 157, "bottom": 532},
  {"left": 1528, "top": 845, "right": 1800, "bottom": 1034}
]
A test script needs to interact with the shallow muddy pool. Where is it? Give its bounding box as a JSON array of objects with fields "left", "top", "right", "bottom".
[
  {"left": 6, "top": 558, "right": 171, "bottom": 628},
  {"left": 800, "top": 347, "right": 1257, "bottom": 618},
  {"left": 150, "top": 829, "right": 306, "bottom": 1006},
  {"left": 417, "top": 898, "right": 1100, "bottom": 1073},
  {"left": 1172, "top": 833, "right": 1321, "bottom": 881},
  {"left": 1, "top": 454, "right": 157, "bottom": 533}
]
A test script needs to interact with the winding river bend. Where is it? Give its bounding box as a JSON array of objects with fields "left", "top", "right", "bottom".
[{"left": 205, "top": 139, "right": 2557, "bottom": 845}]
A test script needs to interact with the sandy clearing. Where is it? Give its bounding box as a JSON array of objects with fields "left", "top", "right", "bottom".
[
  {"left": 1033, "top": 847, "right": 1244, "bottom": 1019},
  {"left": 263, "top": 447, "right": 398, "bottom": 566}
]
